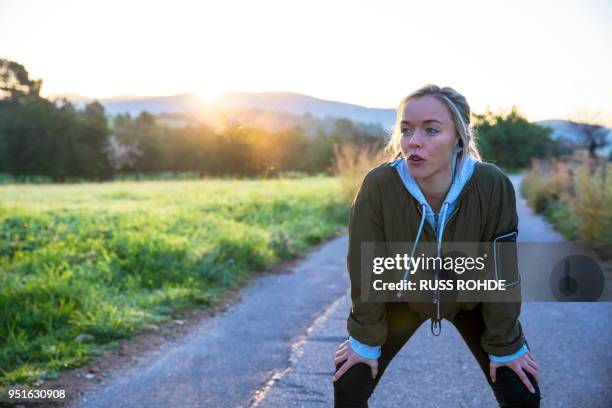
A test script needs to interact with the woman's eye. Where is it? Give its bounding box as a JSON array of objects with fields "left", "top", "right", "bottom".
[{"left": 401, "top": 127, "right": 438, "bottom": 136}]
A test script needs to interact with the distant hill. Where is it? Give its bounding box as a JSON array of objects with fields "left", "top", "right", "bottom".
[
  {"left": 48, "top": 91, "right": 397, "bottom": 131},
  {"left": 48, "top": 93, "right": 204, "bottom": 117},
  {"left": 210, "top": 91, "right": 396, "bottom": 129}
]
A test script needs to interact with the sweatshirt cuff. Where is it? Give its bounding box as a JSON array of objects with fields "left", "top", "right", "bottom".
[
  {"left": 489, "top": 342, "right": 529, "bottom": 363},
  {"left": 349, "top": 336, "right": 381, "bottom": 359}
]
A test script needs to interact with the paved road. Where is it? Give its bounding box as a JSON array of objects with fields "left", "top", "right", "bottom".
[{"left": 73, "top": 175, "right": 612, "bottom": 407}]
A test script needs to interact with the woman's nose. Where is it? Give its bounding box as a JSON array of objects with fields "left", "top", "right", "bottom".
[{"left": 407, "top": 130, "right": 423, "bottom": 148}]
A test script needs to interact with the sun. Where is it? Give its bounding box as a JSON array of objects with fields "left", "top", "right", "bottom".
[{"left": 196, "top": 87, "right": 222, "bottom": 105}]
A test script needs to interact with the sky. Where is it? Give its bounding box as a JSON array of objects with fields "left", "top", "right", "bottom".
[{"left": 1, "top": 0, "right": 612, "bottom": 125}]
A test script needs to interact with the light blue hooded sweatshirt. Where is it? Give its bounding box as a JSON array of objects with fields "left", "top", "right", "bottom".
[{"left": 348, "top": 154, "right": 528, "bottom": 362}]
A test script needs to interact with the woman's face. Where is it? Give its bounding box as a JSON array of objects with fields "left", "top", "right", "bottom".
[{"left": 399, "top": 95, "right": 460, "bottom": 180}]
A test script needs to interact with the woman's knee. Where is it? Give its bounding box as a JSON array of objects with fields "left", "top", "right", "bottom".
[
  {"left": 333, "top": 362, "right": 376, "bottom": 406},
  {"left": 492, "top": 366, "right": 541, "bottom": 408}
]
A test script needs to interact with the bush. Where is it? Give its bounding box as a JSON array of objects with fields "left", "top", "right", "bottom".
[{"left": 330, "top": 142, "right": 389, "bottom": 204}]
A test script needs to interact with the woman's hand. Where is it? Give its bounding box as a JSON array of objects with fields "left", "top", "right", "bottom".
[
  {"left": 489, "top": 351, "right": 539, "bottom": 393},
  {"left": 333, "top": 339, "right": 379, "bottom": 382}
]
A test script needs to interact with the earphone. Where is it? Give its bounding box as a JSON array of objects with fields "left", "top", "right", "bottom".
[{"left": 450, "top": 139, "right": 464, "bottom": 184}]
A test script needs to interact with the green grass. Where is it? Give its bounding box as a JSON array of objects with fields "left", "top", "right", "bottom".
[{"left": 0, "top": 177, "right": 348, "bottom": 385}]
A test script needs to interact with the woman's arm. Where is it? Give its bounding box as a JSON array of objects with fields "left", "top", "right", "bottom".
[
  {"left": 480, "top": 170, "right": 539, "bottom": 392},
  {"left": 480, "top": 170, "right": 525, "bottom": 357},
  {"left": 333, "top": 170, "right": 388, "bottom": 382},
  {"left": 345, "top": 170, "right": 388, "bottom": 348}
]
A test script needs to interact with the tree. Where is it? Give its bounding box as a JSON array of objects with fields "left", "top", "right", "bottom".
[
  {"left": 0, "top": 59, "right": 46, "bottom": 175},
  {"left": 566, "top": 120, "right": 610, "bottom": 159},
  {"left": 0, "top": 97, "right": 62, "bottom": 177},
  {"left": 0, "top": 59, "right": 42, "bottom": 101},
  {"left": 111, "top": 111, "right": 174, "bottom": 173},
  {"left": 73, "top": 101, "right": 114, "bottom": 179},
  {"left": 305, "top": 128, "right": 336, "bottom": 174},
  {"left": 473, "top": 106, "right": 557, "bottom": 170},
  {"left": 0, "top": 58, "right": 114, "bottom": 181}
]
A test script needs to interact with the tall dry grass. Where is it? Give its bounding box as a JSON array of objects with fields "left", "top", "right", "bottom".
[
  {"left": 522, "top": 151, "right": 611, "bottom": 241},
  {"left": 330, "top": 142, "right": 391, "bottom": 204},
  {"left": 573, "top": 161, "right": 612, "bottom": 241}
]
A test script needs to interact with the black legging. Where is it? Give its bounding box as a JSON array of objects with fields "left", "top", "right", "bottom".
[{"left": 334, "top": 302, "right": 541, "bottom": 407}]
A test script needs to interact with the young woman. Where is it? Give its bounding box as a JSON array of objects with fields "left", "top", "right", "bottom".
[{"left": 332, "top": 85, "right": 541, "bottom": 407}]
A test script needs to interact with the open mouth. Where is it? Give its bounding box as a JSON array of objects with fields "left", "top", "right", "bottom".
[{"left": 408, "top": 154, "right": 425, "bottom": 162}]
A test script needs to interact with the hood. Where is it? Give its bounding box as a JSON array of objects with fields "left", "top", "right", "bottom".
[{"left": 393, "top": 154, "right": 478, "bottom": 237}]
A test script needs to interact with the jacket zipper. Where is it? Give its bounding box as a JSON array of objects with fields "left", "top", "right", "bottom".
[
  {"left": 416, "top": 204, "right": 460, "bottom": 335},
  {"left": 434, "top": 212, "right": 440, "bottom": 327}
]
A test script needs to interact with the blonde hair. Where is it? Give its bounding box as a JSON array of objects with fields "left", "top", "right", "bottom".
[{"left": 384, "top": 84, "right": 481, "bottom": 162}]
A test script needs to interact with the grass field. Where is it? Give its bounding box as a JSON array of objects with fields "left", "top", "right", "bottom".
[{"left": 0, "top": 176, "right": 348, "bottom": 385}]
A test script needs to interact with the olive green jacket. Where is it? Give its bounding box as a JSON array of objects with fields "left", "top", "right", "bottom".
[{"left": 346, "top": 159, "right": 525, "bottom": 357}]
